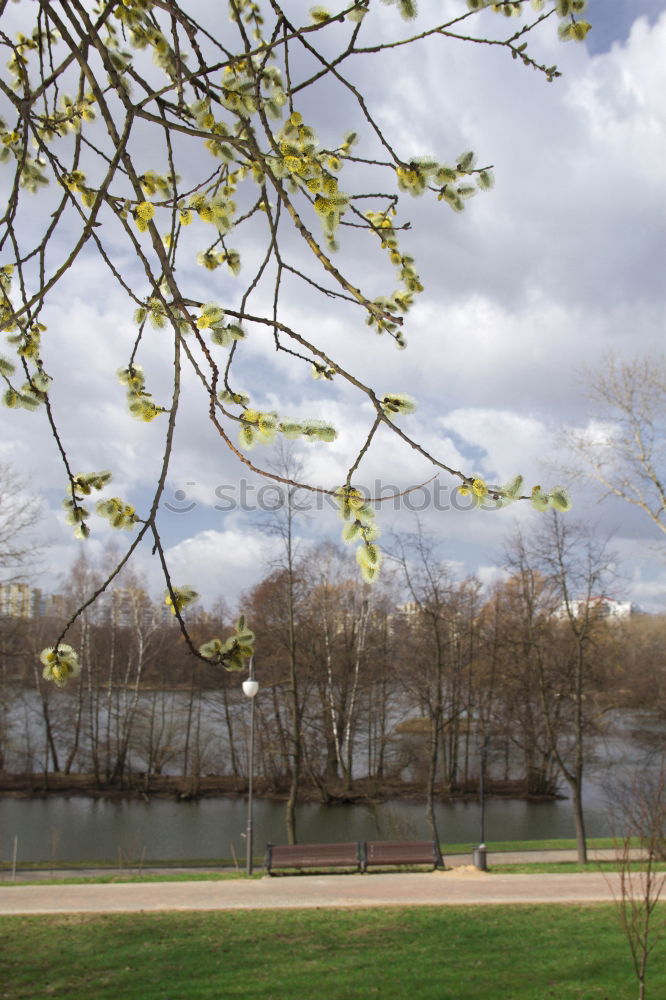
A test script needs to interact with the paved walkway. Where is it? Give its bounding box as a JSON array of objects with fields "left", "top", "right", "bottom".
[{"left": 0, "top": 854, "right": 628, "bottom": 915}]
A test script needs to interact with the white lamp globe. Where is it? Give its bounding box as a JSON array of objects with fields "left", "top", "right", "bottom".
[{"left": 242, "top": 679, "right": 259, "bottom": 698}]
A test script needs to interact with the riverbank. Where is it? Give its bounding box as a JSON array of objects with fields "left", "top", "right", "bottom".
[
  {"left": 0, "top": 771, "right": 562, "bottom": 803},
  {"left": 1, "top": 847, "right": 652, "bottom": 883}
]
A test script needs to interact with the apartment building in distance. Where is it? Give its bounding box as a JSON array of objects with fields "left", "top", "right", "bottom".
[
  {"left": 0, "top": 581, "right": 207, "bottom": 627},
  {"left": 555, "top": 594, "right": 641, "bottom": 621},
  {"left": 0, "top": 582, "right": 66, "bottom": 620}
]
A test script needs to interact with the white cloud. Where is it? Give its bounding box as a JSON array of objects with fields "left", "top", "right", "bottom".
[
  {"left": 438, "top": 407, "right": 553, "bottom": 484},
  {"left": 154, "top": 528, "right": 285, "bottom": 606},
  {"left": 476, "top": 563, "right": 510, "bottom": 591}
]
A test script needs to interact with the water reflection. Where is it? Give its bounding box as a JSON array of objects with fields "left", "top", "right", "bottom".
[{"left": 1, "top": 786, "right": 615, "bottom": 864}]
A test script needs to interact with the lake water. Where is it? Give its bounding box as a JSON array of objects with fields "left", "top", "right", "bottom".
[{"left": 0, "top": 773, "right": 626, "bottom": 864}]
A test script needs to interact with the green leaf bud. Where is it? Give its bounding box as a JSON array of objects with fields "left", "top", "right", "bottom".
[
  {"left": 40, "top": 644, "right": 81, "bottom": 687},
  {"left": 548, "top": 487, "right": 572, "bottom": 512},
  {"left": 530, "top": 486, "right": 550, "bottom": 512},
  {"left": 456, "top": 151, "right": 476, "bottom": 172},
  {"left": 199, "top": 638, "right": 225, "bottom": 660},
  {"left": 65, "top": 504, "right": 90, "bottom": 524},
  {"left": 311, "top": 363, "right": 335, "bottom": 381},
  {"left": 342, "top": 521, "right": 362, "bottom": 543},
  {"left": 314, "top": 423, "right": 337, "bottom": 443},
  {"left": 196, "top": 302, "right": 225, "bottom": 329},
  {"left": 309, "top": 7, "right": 331, "bottom": 23},
  {"left": 501, "top": 474, "right": 523, "bottom": 500},
  {"left": 239, "top": 424, "right": 256, "bottom": 449},
  {"left": 164, "top": 585, "right": 199, "bottom": 615},
  {"left": 18, "top": 391, "right": 40, "bottom": 410},
  {"left": 31, "top": 369, "right": 52, "bottom": 392},
  {"left": 278, "top": 419, "right": 303, "bottom": 440},
  {"left": 396, "top": 0, "right": 418, "bottom": 20},
  {"left": 219, "top": 389, "right": 250, "bottom": 407},
  {"left": 357, "top": 541, "right": 380, "bottom": 566},
  {"left": 380, "top": 393, "right": 417, "bottom": 420},
  {"left": 359, "top": 561, "right": 380, "bottom": 583}
]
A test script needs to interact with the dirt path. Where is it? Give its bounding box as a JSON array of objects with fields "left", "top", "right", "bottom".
[{"left": 0, "top": 867, "right": 624, "bottom": 915}]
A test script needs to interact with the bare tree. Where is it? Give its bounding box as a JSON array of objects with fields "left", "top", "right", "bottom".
[
  {"left": 567, "top": 353, "right": 666, "bottom": 538},
  {"left": 259, "top": 444, "right": 312, "bottom": 843},
  {"left": 0, "top": 462, "right": 42, "bottom": 584},
  {"left": 505, "top": 514, "right": 615, "bottom": 863},
  {"left": 392, "top": 527, "right": 480, "bottom": 844},
  {"left": 305, "top": 544, "right": 373, "bottom": 795},
  {"left": 483, "top": 574, "right": 560, "bottom": 798},
  {"left": 0, "top": 461, "right": 43, "bottom": 767},
  {"left": 105, "top": 579, "right": 166, "bottom": 785},
  {"left": 608, "top": 760, "right": 666, "bottom": 1000}
]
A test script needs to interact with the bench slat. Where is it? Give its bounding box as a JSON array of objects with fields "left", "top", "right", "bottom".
[
  {"left": 266, "top": 842, "right": 361, "bottom": 873},
  {"left": 365, "top": 840, "right": 443, "bottom": 869}
]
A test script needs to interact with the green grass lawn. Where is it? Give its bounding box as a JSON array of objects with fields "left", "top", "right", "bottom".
[
  {"left": 444, "top": 837, "right": 635, "bottom": 854},
  {"left": 492, "top": 861, "right": 666, "bottom": 874},
  {"left": 0, "top": 857, "right": 231, "bottom": 871},
  {"left": 0, "top": 871, "right": 266, "bottom": 886},
  {"left": 2, "top": 905, "right": 664, "bottom": 1000}
]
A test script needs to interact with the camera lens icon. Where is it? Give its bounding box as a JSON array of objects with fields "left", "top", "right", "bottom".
[{"left": 164, "top": 483, "right": 197, "bottom": 513}]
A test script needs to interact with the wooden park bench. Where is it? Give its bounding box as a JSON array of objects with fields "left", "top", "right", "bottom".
[
  {"left": 265, "top": 839, "right": 444, "bottom": 874},
  {"left": 363, "top": 840, "right": 444, "bottom": 871},
  {"left": 265, "top": 841, "right": 363, "bottom": 874}
]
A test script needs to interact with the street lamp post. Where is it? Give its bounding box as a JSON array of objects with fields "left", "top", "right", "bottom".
[
  {"left": 474, "top": 733, "right": 489, "bottom": 871},
  {"left": 242, "top": 660, "right": 259, "bottom": 876}
]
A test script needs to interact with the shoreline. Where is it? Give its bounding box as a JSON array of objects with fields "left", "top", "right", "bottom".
[{"left": 0, "top": 772, "right": 564, "bottom": 804}]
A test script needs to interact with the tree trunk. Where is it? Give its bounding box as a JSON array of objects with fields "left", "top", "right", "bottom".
[
  {"left": 221, "top": 684, "right": 240, "bottom": 777},
  {"left": 565, "top": 772, "right": 588, "bottom": 864},
  {"left": 33, "top": 663, "right": 59, "bottom": 773},
  {"left": 425, "top": 706, "right": 442, "bottom": 844},
  {"left": 284, "top": 571, "right": 301, "bottom": 842}
]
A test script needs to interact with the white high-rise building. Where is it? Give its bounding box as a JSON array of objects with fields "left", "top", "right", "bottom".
[{"left": 555, "top": 595, "right": 641, "bottom": 621}]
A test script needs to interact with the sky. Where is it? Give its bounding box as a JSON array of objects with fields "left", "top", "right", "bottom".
[{"left": 1, "top": 0, "right": 665, "bottom": 613}]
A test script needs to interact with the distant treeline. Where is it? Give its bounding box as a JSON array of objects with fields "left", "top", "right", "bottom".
[{"left": 1, "top": 538, "right": 664, "bottom": 839}]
